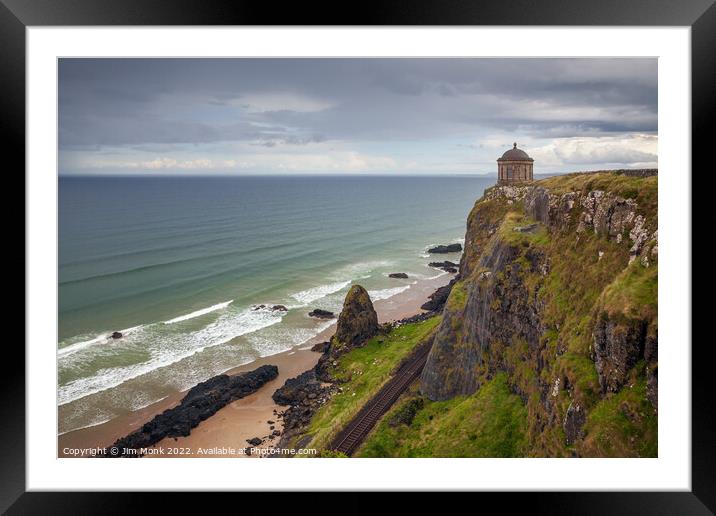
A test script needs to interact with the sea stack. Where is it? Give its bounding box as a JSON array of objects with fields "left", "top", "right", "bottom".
[{"left": 330, "top": 285, "right": 378, "bottom": 358}]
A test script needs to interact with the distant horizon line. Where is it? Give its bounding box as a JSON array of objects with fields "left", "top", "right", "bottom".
[
  {"left": 57, "top": 170, "right": 637, "bottom": 179},
  {"left": 59, "top": 172, "right": 499, "bottom": 178}
]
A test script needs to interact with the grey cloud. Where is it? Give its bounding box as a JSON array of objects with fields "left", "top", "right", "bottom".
[
  {"left": 59, "top": 58, "right": 657, "bottom": 157},
  {"left": 251, "top": 134, "right": 327, "bottom": 147},
  {"left": 556, "top": 146, "right": 657, "bottom": 165}
]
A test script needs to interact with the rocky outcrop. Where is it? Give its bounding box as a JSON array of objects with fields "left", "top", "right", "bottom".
[
  {"left": 428, "top": 261, "right": 458, "bottom": 268},
  {"left": 106, "top": 365, "right": 278, "bottom": 457},
  {"left": 428, "top": 261, "right": 459, "bottom": 273},
  {"left": 646, "top": 364, "right": 658, "bottom": 411},
  {"left": 111, "top": 331, "right": 122, "bottom": 339},
  {"left": 480, "top": 177, "right": 658, "bottom": 267},
  {"left": 272, "top": 369, "right": 325, "bottom": 406},
  {"left": 313, "top": 285, "right": 379, "bottom": 382},
  {"left": 427, "top": 243, "right": 462, "bottom": 254},
  {"left": 420, "top": 279, "right": 456, "bottom": 312},
  {"left": 310, "top": 341, "right": 330, "bottom": 353},
  {"left": 388, "top": 272, "right": 409, "bottom": 279},
  {"left": 524, "top": 187, "right": 550, "bottom": 225},
  {"left": 308, "top": 309, "right": 335, "bottom": 319},
  {"left": 563, "top": 402, "right": 586, "bottom": 445},
  {"left": 272, "top": 369, "right": 336, "bottom": 449},
  {"left": 330, "top": 285, "right": 378, "bottom": 358},
  {"left": 253, "top": 304, "right": 288, "bottom": 312},
  {"left": 592, "top": 314, "right": 647, "bottom": 393},
  {"left": 385, "top": 312, "right": 439, "bottom": 329}
]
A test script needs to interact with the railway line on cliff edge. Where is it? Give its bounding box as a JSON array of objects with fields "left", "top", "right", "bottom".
[{"left": 330, "top": 341, "right": 432, "bottom": 456}]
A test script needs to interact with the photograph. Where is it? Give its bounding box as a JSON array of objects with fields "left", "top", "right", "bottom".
[{"left": 56, "top": 57, "right": 659, "bottom": 459}]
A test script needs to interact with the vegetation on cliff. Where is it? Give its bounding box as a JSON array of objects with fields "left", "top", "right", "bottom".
[
  {"left": 287, "top": 316, "right": 440, "bottom": 452},
  {"left": 359, "top": 372, "right": 528, "bottom": 457},
  {"left": 420, "top": 170, "right": 657, "bottom": 457}
]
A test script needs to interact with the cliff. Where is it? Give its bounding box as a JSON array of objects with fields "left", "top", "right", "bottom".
[{"left": 420, "top": 170, "right": 658, "bottom": 457}]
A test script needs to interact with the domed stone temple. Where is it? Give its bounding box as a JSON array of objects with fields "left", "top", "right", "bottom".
[{"left": 497, "top": 142, "right": 534, "bottom": 184}]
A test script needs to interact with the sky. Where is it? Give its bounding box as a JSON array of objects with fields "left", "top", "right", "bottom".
[{"left": 58, "top": 58, "right": 657, "bottom": 176}]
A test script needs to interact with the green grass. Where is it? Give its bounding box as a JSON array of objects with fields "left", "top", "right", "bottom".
[
  {"left": 579, "top": 371, "right": 657, "bottom": 457},
  {"left": 556, "top": 353, "right": 601, "bottom": 407},
  {"left": 301, "top": 316, "right": 441, "bottom": 451},
  {"left": 496, "top": 212, "right": 550, "bottom": 247},
  {"left": 600, "top": 260, "right": 658, "bottom": 321},
  {"left": 446, "top": 280, "right": 468, "bottom": 312},
  {"left": 357, "top": 372, "right": 528, "bottom": 457},
  {"left": 537, "top": 171, "right": 657, "bottom": 221}
]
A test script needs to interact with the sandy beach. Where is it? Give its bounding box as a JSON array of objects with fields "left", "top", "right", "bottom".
[{"left": 58, "top": 272, "right": 451, "bottom": 458}]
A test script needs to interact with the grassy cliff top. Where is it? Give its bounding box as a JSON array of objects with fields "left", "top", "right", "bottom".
[{"left": 536, "top": 170, "right": 657, "bottom": 220}]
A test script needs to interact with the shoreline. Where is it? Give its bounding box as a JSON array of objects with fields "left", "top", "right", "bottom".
[{"left": 58, "top": 271, "right": 452, "bottom": 457}]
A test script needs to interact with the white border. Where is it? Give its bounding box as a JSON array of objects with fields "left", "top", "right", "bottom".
[{"left": 27, "top": 27, "right": 690, "bottom": 491}]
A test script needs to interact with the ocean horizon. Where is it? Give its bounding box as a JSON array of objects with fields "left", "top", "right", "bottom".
[{"left": 58, "top": 174, "right": 493, "bottom": 434}]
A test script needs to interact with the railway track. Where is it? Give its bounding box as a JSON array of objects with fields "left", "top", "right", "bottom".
[{"left": 330, "top": 342, "right": 432, "bottom": 456}]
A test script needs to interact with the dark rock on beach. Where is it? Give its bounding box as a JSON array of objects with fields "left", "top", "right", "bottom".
[
  {"left": 253, "top": 304, "right": 288, "bottom": 312},
  {"left": 111, "top": 331, "right": 123, "bottom": 339},
  {"left": 428, "top": 260, "right": 458, "bottom": 269},
  {"left": 308, "top": 309, "right": 335, "bottom": 319},
  {"left": 388, "top": 272, "right": 409, "bottom": 279},
  {"left": 428, "top": 260, "right": 459, "bottom": 273},
  {"left": 427, "top": 243, "right": 462, "bottom": 254},
  {"left": 272, "top": 369, "right": 337, "bottom": 450},
  {"left": 310, "top": 341, "right": 330, "bottom": 353},
  {"left": 392, "top": 312, "right": 439, "bottom": 326},
  {"left": 105, "top": 364, "right": 278, "bottom": 457},
  {"left": 272, "top": 369, "right": 325, "bottom": 406},
  {"left": 420, "top": 279, "right": 456, "bottom": 312},
  {"left": 246, "top": 437, "right": 262, "bottom": 446}
]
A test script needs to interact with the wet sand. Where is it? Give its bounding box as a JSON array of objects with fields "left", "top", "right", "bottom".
[{"left": 58, "top": 272, "right": 451, "bottom": 458}]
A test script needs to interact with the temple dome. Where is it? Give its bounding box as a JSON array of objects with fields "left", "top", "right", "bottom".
[{"left": 498, "top": 142, "right": 533, "bottom": 162}]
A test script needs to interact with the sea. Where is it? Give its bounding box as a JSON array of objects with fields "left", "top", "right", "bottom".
[{"left": 58, "top": 175, "right": 493, "bottom": 434}]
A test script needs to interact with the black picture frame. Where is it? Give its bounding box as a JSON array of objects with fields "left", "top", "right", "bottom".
[{"left": 4, "top": 0, "right": 711, "bottom": 512}]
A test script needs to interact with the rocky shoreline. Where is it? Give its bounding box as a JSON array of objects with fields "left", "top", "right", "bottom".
[{"left": 106, "top": 364, "right": 278, "bottom": 457}]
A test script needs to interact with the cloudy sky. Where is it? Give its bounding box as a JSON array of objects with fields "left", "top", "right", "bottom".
[{"left": 59, "top": 58, "right": 657, "bottom": 176}]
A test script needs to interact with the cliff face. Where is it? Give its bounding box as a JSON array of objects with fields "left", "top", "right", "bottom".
[{"left": 421, "top": 171, "right": 658, "bottom": 457}]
